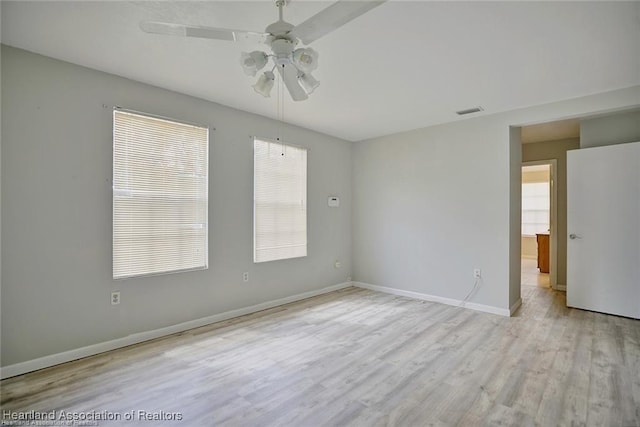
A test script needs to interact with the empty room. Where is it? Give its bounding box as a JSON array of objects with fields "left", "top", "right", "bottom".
[{"left": 1, "top": 1, "right": 639, "bottom": 426}]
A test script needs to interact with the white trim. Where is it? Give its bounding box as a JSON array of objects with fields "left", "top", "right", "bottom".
[
  {"left": 353, "top": 282, "right": 511, "bottom": 317},
  {"left": 521, "top": 255, "right": 537, "bottom": 260},
  {"left": 554, "top": 283, "right": 567, "bottom": 291},
  {"left": 0, "top": 282, "right": 352, "bottom": 379},
  {"left": 510, "top": 298, "right": 523, "bottom": 315}
]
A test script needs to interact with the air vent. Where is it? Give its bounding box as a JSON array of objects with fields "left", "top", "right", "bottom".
[{"left": 456, "top": 106, "right": 484, "bottom": 116}]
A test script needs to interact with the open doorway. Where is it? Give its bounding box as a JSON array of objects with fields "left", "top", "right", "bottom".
[
  {"left": 510, "top": 119, "right": 580, "bottom": 311},
  {"left": 521, "top": 161, "right": 557, "bottom": 289}
]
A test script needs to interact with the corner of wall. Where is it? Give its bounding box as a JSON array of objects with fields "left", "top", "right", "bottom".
[{"left": 509, "top": 126, "right": 522, "bottom": 309}]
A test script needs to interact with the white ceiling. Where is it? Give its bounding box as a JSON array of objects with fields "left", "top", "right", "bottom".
[{"left": 2, "top": 1, "right": 639, "bottom": 141}]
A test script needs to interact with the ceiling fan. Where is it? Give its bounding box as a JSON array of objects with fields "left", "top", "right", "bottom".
[{"left": 140, "top": 0, "right": 386, "bottom": 101}]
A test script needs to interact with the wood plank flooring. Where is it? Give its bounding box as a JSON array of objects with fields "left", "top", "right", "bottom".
[{"left": 2, "top": 286, "right": 639, "bottom": 426}]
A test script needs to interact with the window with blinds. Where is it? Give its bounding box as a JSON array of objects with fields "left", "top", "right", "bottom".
[
  {"left": 253, "top": 138, "right": 307, "bottom": 263},
  {"left": 113, "top": 109, "right": 209, "bottom": 279},
  {"left": 522, "top": 182, "right": 550, "bottom": 236}
]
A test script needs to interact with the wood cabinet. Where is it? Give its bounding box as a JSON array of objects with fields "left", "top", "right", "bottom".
[{"left": 536, "top": 233, "right": 550, "bottom": 273}]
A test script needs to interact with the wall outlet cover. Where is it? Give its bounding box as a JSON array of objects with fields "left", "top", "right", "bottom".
[{"left": 111, "top": 291, "right": 121, "bottom": 305}]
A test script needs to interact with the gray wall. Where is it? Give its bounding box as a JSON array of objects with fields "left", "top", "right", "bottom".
[
  {"left": 352, "top": 87, "right": 640, "bottom": 312},
  {"left": 509, "top": 127, "right": 522, "bottom": 309},
  {"left": 352, "top": 118, "right": 514, "bottom": 310},
  {"left": 3, "top": 44, "right": 640, "bottom": 368},
  {"left": 1, "top": 46, "right": 352, "bottom": 366},
  {"left": 580, "top": 110, "right": 640, "bottom": 148},
  {"left": 522, "top": 138, "right": 580, "bottom": 287}
]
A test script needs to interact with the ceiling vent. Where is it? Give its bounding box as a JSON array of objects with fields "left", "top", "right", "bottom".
[{"left": 456, "top": 106, "right": 484, "bottom": 116}]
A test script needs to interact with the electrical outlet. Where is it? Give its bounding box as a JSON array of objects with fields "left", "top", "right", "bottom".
[
  {"left": 111, "top": 291, "right": 120, "bottom": 305},
  {"left": 243, "top": 272, "right": 249, "bottom": 282},
  {"left": 473, "top": 269, "right": 482, "bottom": 279},
  {"left": 347, "top": 276, "right": 352, "bottom": 282},
  {"left": 334, "top": 260, "right": 341, "bottom": 269}
]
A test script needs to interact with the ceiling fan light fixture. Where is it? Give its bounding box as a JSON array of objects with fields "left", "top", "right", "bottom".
[
  {"left": 240, "top": 51, "right": 268, "bottom": 76},
  {"left": 299, "top": 72, "right": 320, "bottom": 95},
  {"left": 292, "top": 48, "right": 319, "bottom": 73},
  {"left": 141, "top": 0, "right": 387, "bottom": 101},
  {"left": 253, "top": 71, "right": 275, "bottom": 97}
]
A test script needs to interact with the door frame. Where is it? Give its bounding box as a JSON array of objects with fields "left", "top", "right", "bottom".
[{"left": 522, "top": 159, "right": 558, "bottom": 289}]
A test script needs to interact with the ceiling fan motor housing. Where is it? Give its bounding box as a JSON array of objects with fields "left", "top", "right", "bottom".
[{"left": 265, "top": 19, "right": 294, "bottom": 40}]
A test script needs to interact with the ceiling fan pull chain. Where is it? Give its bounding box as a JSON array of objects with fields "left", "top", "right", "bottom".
[
  {"left": 282, "top": 65, "right": 286, "bottom": 143},
  {"left": 277, "top": 65, "right": 282, "bottom": 142}
]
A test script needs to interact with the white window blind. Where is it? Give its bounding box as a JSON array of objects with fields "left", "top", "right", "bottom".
[
  {"left": 113, "top": 110, "right": 209, "bottom": 279},
  {"left": 522, "top": 182, "right": 550, "bottom": 236},
  {"left": 253, "top": 138, "right": 307, "bottom": 263}
]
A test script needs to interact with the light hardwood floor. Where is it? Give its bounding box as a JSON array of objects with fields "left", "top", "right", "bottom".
[
  {"left": 2, "top": 286, "right": 639, "bottom": 426},
  {"left": 521, "top": 258, "right": 550, "bottom": 288}
]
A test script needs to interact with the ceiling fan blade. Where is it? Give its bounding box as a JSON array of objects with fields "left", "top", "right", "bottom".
[
  {"left": 277, "top": 64, "right": 308, "bottom": 102},
  {"left": 290, "top": 0, "right": 386, "bottom": 45},
  {"left": 140, "top": 21, "right": 267, "bottom": 43}
]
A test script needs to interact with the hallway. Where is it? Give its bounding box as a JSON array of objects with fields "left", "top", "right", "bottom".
[{"left": 521, "top": 257, "right": 550, "bottom": 288}]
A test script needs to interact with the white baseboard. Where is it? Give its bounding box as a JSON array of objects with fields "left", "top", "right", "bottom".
[
  {"left": 510, "top": 298, "right": 523, "bottom": 315},
  {"left": 0, "top": 282, "right": 353, "bottom": 380},
  {"left": 554, "top": 283, "right": 567, "bottom": 291},
  {"left": 353, "top": 282, "right": 511, "bottom": 317}
]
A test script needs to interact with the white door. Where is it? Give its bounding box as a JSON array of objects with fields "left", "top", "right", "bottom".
[{"left": 567, "top": 141, "right": 640, "bottom": 319}]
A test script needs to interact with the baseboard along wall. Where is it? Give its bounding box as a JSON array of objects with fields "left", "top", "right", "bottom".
[
  {"left": 2, "top": 280, "right": 520, "bottom": 379},
  {"left": 1, "top": 282, "right": 352, "bottom": 379},
  {"left": 352, "top": 282, "right": 513, "bottom": 317}
]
